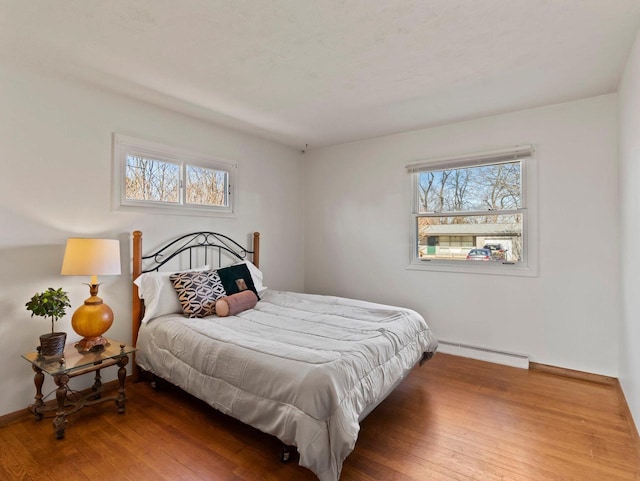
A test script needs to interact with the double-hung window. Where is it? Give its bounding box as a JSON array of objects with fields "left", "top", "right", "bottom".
[
  {"left": 407, "top": 146, "right": 536, "bottom": 276},
  {"left": 113, "top": 134, "right": 235, "bottom": 216}
]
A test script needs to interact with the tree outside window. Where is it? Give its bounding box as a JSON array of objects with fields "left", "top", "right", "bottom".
[
  {"left": 114, "top": 134, "right": 235, "bottom": 215},
  {"left": 411, "top": 152, "right": 529, "bottom": 264}
]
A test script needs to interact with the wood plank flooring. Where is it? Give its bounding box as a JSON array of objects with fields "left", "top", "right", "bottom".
[{"left": 1, "top": 353, "right": 639, "bottom": 481}]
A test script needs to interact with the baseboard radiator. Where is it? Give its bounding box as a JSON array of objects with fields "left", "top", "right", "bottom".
[{"left": 437, "top": 340, "right": 530, "bottom": 369}]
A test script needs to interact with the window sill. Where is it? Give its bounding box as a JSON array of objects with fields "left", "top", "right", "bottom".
[
  {"left": 114, "top": 203, "right": 237, "bottom": 218},
  {"left": 407, "top": 258, "right": 537, "bottom": 277}
]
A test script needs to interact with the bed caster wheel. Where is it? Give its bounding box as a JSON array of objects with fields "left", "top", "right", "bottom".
[
  {"left": 151, "top": 374, "right": 164, "bottom": 391},
  {"left": 280, "top": 445, "right": 292, "bottom": 463}
]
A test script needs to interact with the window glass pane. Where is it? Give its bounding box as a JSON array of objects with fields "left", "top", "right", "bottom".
[
  {"left": 125, "top": 156, "right": 179, "bottom": 203},
  {"left": 186, "top": 165, "right": 228, "bottom": 206},
  {"left": 417, "top": 214, "right": 523, "bottom": 262},
  {"left": 417, "top": 161, "right": 521, "bottom": 214}
]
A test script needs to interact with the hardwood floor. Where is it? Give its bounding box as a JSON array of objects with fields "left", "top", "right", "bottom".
[{"left": 1, "top": 353, "right": 639, "bottom": 481}]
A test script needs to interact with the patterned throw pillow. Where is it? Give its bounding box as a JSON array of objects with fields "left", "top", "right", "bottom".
[{"left": 170, "top": 269, "right": 226, "bottom": 318}]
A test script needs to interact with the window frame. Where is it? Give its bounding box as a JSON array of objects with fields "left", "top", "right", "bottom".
[
  {"left": 112, "top": 134, "right": 236, "bottom": 217},
  {"left": 406, "top": 146, "right": 538, "bottom": 277}
]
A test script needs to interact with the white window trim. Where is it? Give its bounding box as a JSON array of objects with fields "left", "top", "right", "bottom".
[
  {"left": 112, "top": 134, "right": 237, "bottom": 217},
  {"left": 406, "top": 145, "right": 538, "bottom": 277}
]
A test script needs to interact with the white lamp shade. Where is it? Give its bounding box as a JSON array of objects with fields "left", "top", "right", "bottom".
[{"left": 61, "top": 238, "right": 121, "bottom": 276}]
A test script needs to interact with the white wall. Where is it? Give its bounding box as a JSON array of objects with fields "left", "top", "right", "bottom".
[
  {"left": 304, "top": 95, "right": 619, "bottom": 375},
  {"left": 0, "top": 62, "right": 304, "bottom": 417},
  {"left": 618, "top": 28, "right": 640, "bottom": 433},
  {"left": 0, "top": 56, "right": 627, "bottom": 422}
]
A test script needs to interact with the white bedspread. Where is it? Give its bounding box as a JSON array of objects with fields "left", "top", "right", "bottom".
[{"left": 136, "top": 290, "right": 438, "bottom": 481}]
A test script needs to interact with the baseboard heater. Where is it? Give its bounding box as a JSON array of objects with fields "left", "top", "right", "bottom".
[{"left": 437, "top": 340, "right": 530, "bottom": 369}]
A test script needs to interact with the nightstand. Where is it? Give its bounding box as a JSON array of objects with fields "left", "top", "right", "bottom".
[{"left": 21, "top": 338, "right": 137, "bottom": 439}]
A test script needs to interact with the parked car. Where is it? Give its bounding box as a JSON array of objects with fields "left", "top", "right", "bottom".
[
  {"left": 466, "top": 248, "right": 492, "bottom": 261},
  {"left": 483, "top": 243, "right": 506, "bottom": 259}
]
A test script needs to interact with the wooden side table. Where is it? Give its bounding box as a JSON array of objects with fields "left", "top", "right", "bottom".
[{"left": 21, "top": 338, "right": 137, "bottom": 439}]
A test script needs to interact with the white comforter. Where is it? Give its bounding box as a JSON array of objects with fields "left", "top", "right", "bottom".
[{"left": 136, "top": 290, "right": 438, "bottom": 481}]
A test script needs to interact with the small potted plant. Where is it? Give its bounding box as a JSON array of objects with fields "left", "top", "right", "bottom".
[{"left": 26, "top": 287, "right": 71, "bottom": 358}]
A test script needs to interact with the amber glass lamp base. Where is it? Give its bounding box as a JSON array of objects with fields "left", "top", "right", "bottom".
[{"left": 72, "top": 284, "right": 114, "bottom": 353}]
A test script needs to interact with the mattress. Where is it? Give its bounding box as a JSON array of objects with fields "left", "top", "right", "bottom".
[{"left": 136, "top": 289, "right": 438, "bottom": 481}]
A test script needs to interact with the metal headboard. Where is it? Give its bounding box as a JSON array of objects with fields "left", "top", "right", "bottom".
[{"left": 140, "top": 231, "right": 257, "bottom": 273}]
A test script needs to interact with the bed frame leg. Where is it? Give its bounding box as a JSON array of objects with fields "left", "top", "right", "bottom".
[
  {"left": 419, "top": 351, "right": 435, "bottom": 366},
  {"left": 151, "top": 374, "right": 161, "bottom": 390},
  {"left": 279, "top": 444, "right": 295, "bottom": 463}
]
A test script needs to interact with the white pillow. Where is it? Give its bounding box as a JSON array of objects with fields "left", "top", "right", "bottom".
[
  {"left": 134, "top": 266, "right": 209, "bottom": 323},
  {"left": 236, "top": 260, "right": 267, "bottom": 294}
]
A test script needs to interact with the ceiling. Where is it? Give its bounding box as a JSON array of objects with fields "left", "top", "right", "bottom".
[{"left": 2, "top": 1, "right": 640, "bottom": 149}]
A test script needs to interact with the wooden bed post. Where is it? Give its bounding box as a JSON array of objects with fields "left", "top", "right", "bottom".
[
  {"left": 132, "top": 230, "right": 143, "bottom": 381},
  {"left": 253, "top": 232, "right": 260, "bottom": 268}
]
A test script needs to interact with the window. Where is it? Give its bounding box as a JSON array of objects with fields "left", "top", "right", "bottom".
[
  {"left": 113, "top": 134, "right": 235, "bottom": 216},
  {"left": 407, "top": 146, "right": 536, "bottom": 275}
]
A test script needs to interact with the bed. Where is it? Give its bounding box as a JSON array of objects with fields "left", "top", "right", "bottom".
[{"left": 131, "top": 230, "right": 438, "bottom": 481}]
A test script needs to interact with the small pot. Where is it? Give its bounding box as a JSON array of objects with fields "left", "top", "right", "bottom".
[{"left": 39, "top": 332, "right": 67, "bottom": 359}]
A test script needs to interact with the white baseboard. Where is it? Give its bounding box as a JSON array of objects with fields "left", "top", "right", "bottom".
[{"left": 437, "top": 340, "right": 530, "bottom": 369}]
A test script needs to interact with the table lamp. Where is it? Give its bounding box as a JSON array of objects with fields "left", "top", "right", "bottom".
[{"left": 61, "top": 238, "right": 121, "bottom": 352}]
